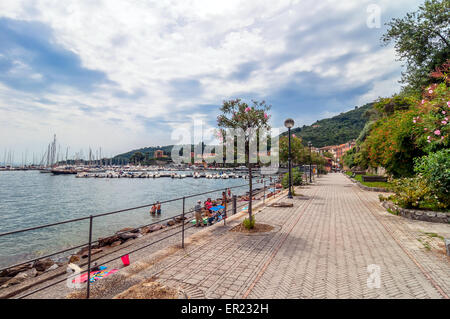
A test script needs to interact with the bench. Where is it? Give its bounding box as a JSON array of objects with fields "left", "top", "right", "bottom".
[{"left": 362, "top": 175, "right": 388, "bottom": 182}]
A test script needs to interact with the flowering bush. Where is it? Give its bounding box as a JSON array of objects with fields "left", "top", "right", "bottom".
[
  {"left": 414, "top": 149, "right": 450, "bottom": 209},
  {"left": 390, "top": 177, "right": 434, "bottom": 209},
  {"left": 361, "top": 60, "right": 449, "bottom": 176}
]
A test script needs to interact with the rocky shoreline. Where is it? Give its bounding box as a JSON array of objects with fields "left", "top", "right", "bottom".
[{"left": 0, "top": 189, "right": 273, "bottom": 292}]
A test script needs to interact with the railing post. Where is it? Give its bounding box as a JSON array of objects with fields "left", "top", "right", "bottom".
[
  {"left": 223, "top": 189, "right": 227, "bottom": 226},
  {"left": 263, "top": 180, "right": 266, "bottom": 204},
  {"left": 86, "top": 215, "right": 93, "bottom": 299},
  {"left": 181, "top": 197, "right": 185, "bottom": 249},
  {"left": 233, "top": 195, "right": 237, "bottom": 215}
]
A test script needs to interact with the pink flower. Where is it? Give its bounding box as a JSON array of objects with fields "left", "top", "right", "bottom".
[
  {"left": 292, "top": 134, "right": 296, "bottom": 138},
  {"left": 421, "top": 100, "right": 425, "bottom": 105},
  {"left": 442, "top": 111, "right": 446, "bottom": 115},
  {"left": 427, "top": 140, "right": 431, "bottom": 143},
  {"left": 245, "top": 107, "right": 251, "bottom": 112},
  {"left": 424, "top": 128, "right": 428, "bottom": 131},
  {"left": 428, "top": 90, "right": 433, "bottom": 94},
  {"left": 427, "top": 136, "right": 431, "bottom": 140},
  {"left": 441, "top": 136, "right": 445, "bottom": 140},
  {"left": 447, "top": 101, "right": 450, "bottom": 107},
  {"left": 264, "top": 113, "right": 268, "bottom": 119},
  {"left": 413, "top": 119, "right": 416, "bottom": 123},
  {"left": 442, "top": 121, "right": 447, "bottom": 125},
  {"left": 434, "top": 130, "right": 441, "bottom": 136}
]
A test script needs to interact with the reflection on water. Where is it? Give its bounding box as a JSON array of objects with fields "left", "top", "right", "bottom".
[{"left": 0, "top": 170, "right": 256, "bottom": 268}]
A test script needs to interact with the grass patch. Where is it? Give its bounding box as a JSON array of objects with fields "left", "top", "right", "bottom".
[
  {"left": 386, "top": 208, "right": 397, "bottom": 216},
  {"left": 352, "top": 174, "right": 392, "bottom": 189},
  {"left": 423, "top": 232, "right": 445, "bottom": 240},
  {"left": 417, "top": 238, "right": 431, "bottom": 251}
]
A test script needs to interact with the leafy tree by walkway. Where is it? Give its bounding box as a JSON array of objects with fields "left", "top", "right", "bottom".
[
  {"left": 382, "top": 0, "right": 450, "bottom": 94},
  {"left": 217, "top": 99, "right": 271, "bottom": 226}
]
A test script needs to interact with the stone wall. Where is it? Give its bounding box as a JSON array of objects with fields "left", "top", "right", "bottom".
[{"left": 381, "top": 201, "right": 450, "bottom": 224}]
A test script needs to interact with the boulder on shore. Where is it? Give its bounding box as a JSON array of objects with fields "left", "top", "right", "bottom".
[
  {"left": 118, "top": 232, "right": 139, "bottom": 241},
  {"left": 98, "top": 235, "right": 120, "bottom": 247},
  {"left": 0, "top": 263, "right": 32, "bottom": 277},
  {"left": 33, "top": 258, "right": 55, "bottom": 272},
  {"left": 69, "top": 255, "right": 80, "bottom": 263},
  {"left": 166, "top": 220, "right": 175, "bottom": 226}
]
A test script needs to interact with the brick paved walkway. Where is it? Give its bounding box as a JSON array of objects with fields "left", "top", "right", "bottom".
[{"left": 136, "top": 173, "right": 449, "bottom": 299}]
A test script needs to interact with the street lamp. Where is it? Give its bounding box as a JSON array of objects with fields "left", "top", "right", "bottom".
[
  {"left": 284, "top": 118, "right": 295, "bottom": 198},
  {"left": 308, "top": 141, "right": 312, "bottom": 183}
]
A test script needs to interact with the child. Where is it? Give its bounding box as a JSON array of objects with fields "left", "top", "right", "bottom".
[{"left": 156, "top": 201, "right": 161, "bottom": 214}]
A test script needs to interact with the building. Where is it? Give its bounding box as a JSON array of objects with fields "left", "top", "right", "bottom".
[
  {"left": 154, "top": 150, "right": 166, "bottom": 158},
  {"left": 319, "top": 140, "right": 355, "bottom": 168}
]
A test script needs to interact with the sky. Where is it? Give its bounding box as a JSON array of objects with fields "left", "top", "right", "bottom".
[{"left": 0, "top": 0, "right": 424, "bottom": 162}]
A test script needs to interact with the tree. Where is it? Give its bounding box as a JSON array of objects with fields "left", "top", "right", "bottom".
[
  {"left": 217, "top": 99, "right": 271, "bottom": 226},
  {"left": 129, "top": 151, "right": 145, "bottom": 164},
  {"left": 382, "top": 0, "right": 450, "bottom": 93},
  {"left": 279, "top": 135, "right": 307, "bottom": 164}
]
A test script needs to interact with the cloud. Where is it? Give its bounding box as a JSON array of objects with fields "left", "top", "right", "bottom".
[{"left": 0, "top": 0, "right": 424, "bottom": 160}]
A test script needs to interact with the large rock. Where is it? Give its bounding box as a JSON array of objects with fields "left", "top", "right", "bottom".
[
  {"left": 0, "top": 263, "right": 32, "bottom": 277},
  {"left": 150, "top": 224, "right": 163, "bottom": 232},
  {"left": 118, "top": 232, "right": 139, "bottom": 241},
  {"left": 98, "top": 235, "right": 120, "bottom": 247},
  {"left": 0, "top": 276, "right": 12, "bottom": 285},
  {"left": 166, "top": 220, "right": 175, "bottom": 226},
  {"left": 6, "top": 268, "right": 39, "bottom": 286},
  {"left": 69, "top": 255, "right": 80, "bottom": 263},
  {"left": 33, "top": 258, "right": 55, "bottom": 272},
  {"left": 45, "top": 264, "right": 59, "bottom": 272}
]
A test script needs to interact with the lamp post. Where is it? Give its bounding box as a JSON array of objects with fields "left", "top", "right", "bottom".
[
  {"left": 284, "top": 118, "right": 295, "bottom": 198},
  {"left": 308, "top": 141, "right": 312, "bottom": 183}
]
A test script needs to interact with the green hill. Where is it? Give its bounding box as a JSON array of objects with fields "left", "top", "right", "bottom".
[
  {"left": 284, "top": 103, "right": 373, "bottom": 147},
  {"left": 113, "top": 145, "right": 174, "bottom": 163}
]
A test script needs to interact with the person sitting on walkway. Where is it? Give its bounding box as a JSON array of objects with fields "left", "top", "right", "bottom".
[
  {"left": 205, "top": 198, "right": 213, "bottom": 211},
  {"left": 156, "top": 201, "right": 161, "bottom": 214},
  {"left": 150, "top": 204, "right": 156, "bottom": 215},
  {"left": 194, "top": 200, "right": 204, "bottom": 227},
  {"left": 207, "top": 209, "right": 215, "bottom": 226}
]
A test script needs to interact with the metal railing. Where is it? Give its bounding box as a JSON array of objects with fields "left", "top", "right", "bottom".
[{"left": 0, "top": 177, "right": 281, "bottom": 299}]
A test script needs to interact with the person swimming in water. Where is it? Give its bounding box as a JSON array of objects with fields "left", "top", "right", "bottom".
[{"left": 156, "top": 201, "right": 161, "bottom": 214}]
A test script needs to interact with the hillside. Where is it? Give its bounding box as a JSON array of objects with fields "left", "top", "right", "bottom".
[
  {"left": 284, "top": 103, "right": 373, "bottom": 147},
  {"left": 113, "top": 145, "right": 174, "bottom": 162},
  {"left": 112, "top": 103, "right": 373, "bottom": 162}
]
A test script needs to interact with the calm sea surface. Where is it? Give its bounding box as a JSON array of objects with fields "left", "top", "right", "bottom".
[{"left": 0, "top": 170, "right": 256, "bottom": 268}]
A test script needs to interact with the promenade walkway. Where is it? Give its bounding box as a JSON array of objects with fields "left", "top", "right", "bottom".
[{"left": 112, "top": 173, "right": 449, "bottom": 299}]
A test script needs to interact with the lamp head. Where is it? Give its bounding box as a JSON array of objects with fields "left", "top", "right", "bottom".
[{"left": 284, "top": 118, "right": 295, "bottom": 129}]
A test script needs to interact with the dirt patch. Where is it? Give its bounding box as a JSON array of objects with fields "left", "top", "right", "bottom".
[
  {"left": 230, "top": 223, "right": 274, "bottom": 234},
  {"left": 268, "top": 202, "right": 293, "bottom": 208},
  {"left": 114, "top": 278, "right": 181, "bottom": 299}
]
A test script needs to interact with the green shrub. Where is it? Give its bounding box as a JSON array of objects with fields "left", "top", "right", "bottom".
[
  {"left": 281, "top": 168, "right": 303, "bottom": 188},
  {"left": 413, "top": 149, "right": 450, "bottom": 208},
  {"left": 390, "top": 177, "right": 446, "bottom": 211},
  {"left": 243, "top": 216, "right": 255, "bottom": 229}
]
